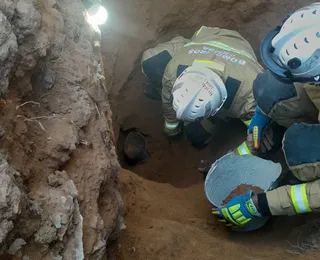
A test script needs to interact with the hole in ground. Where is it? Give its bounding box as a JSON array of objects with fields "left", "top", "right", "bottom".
[
  {"left": 113, "top": 64, "right": 320, "bottom": 259},
  {"left": 101, "top": 0, "right": 320, "bottom": 258}
]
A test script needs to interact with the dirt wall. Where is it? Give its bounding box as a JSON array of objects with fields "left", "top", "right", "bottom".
[{"left": 0, "top": 0, "right": 121, "bottom": 259}]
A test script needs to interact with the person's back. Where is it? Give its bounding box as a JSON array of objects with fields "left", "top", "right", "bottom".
[
  {"left": 141, "top": 26, "right": 263, "bottom": 147},
  {"left": 162, "top": 26, "right": 263, "bottom": 123}
]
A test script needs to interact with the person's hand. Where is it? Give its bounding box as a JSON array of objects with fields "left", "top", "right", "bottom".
[
  {"left": 164, "top": 122, "right": 183, "bottom": 143},
  {"left": 246, "top": 134, "right": 257, "bottom": 155},
  {"left": 259, "top": 126, "right": 275, "bottom": 154},
  {"left": 212, "top": 190, "right": 261, "bottom": 228},
  {"left": 246, "top": 124, "right": 279, "bottom": 155},
  {"left": 198, "top": 160, "right": 211, "bottom": 179},
  {"left": 247, "top": 107, "right": 270, "bottom": 149}
]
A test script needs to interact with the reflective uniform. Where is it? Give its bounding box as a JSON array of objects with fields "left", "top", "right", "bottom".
[
  {"left": 253, "top": 71, "right": 320, "bottom": 216},
  {"left": 141, "top": 26, "right": 263, "bottom": 146}
]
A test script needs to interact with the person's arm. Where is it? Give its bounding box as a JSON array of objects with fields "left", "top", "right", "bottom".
[
  {"left": 233, "top": 107, "right": 270, "bottom": 155},
  {"left": 161, "top": 67, "right": 182, "bottom": 136},
  {"left": 247, "top": 107, "right": 270, "bottom": 141},
  {"left": 213, "top": 178, "right": 320, "bottom": 228},
  {"left": 256, "top": 179, "right": 320, "bottom": 216}
]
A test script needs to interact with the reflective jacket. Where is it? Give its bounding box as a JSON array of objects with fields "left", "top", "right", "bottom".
[{"left": 142, "top": 26, "right": 263, "bottom": 129}]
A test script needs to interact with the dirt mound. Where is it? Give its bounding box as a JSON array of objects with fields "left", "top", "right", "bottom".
[
  {"left": 223, "top": 185, "right": 264, "bottom": 205},
  {"left": 118, "top": 169, "right": 320, "bottom": 260}
]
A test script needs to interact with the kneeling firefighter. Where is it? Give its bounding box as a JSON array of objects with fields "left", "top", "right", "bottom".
[
  {"left": 213, "top": 3, "right": 320, "bottom": 227},
  {"left": 141, "top": 26, "right": 264, "bottom": 147}
]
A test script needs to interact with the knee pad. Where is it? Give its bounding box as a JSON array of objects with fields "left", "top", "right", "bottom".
[
  {"left": 253, "top": 71, "right": 297, "bottom": 114},
  {"left": 283, "top": 123, "right": 320, "bottom": 167},
  {"left": 142, "top": 50, "right": 172, "bottom": 83}
]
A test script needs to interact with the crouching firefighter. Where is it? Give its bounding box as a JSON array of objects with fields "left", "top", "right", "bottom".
[
  {"left": 141, "top": 26, "right": 263, "bottom": 147},
  {"left": 213, "top": 3, "right": 320, "bottom": 227}
]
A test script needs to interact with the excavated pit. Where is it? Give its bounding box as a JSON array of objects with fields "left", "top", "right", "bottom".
[
  {"left": 101, "top": 0, "right": 320, "bottom": 259},
  {"left": 0, "top": 0, "right": 319, "bottom": 259}
]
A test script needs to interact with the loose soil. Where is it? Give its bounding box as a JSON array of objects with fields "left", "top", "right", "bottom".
[
  {"left": 223, "top": 185, "right": 264, "bottom": 205},
  {"left": 118, "top": 168, "right": 320, "bottom": 260}
]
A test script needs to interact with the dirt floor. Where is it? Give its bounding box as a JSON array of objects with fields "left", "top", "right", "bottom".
[
  {"left": 100, "top": 0, "right": 320, "bottom": 259},
  {"left": 116, "top": 118, "right": 320, "bottom": 260},
  {"left": 113, "top": 89, "right": 320, "bottom": 259},
  {"left": 118, "top": 167, "right": 320, "bottom": 260}
]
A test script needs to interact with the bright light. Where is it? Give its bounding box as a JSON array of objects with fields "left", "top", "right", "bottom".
[{"left": 87, "top": 5, "right": 108, "bottom": 26}]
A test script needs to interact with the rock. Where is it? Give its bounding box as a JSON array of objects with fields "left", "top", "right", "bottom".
[
  {"left": 43, "top": 252, "right": 62, "bottom": 260},
  {"left": 0, "top": 157, "right": 22, "bottom": 244},
  {"left": 14, "top": 0, "right": 41, "bottom": 42},
  {"left": 28, "top": 199, "right": 43, "bottom": 216},
  {"left": 16, "top": 250, "right": 23, "bottom": 258},
  {"left": 22, "top": 256, "right": 30, "bottom": 260},
  {"left": 0, "top": 220, "right": 13, "bottom": 244},
  {"left": 7, "top": 238, "right": 26, "bottom": 255},
  {"left": 40, "top": 244, "right": 49, "bottom": 254},
  {"left": 34, "top": 174, "right": 82, "bottom": 257},
  {"left": 40, "top": 68, "right": 56, "bottom": 90},
  {"left": 48, "top": 174, "right": 60, "bottom": 188},
  {"left": 48, "top": 170, "right": 69, "bottom": 187},
  {"left": 0, "top": 0, "right": 15, "bottom": 21},
  {"left": 62, "top": 200, "right": 84, "bottom": 260},
  {"left": 34, "top": 221, "right": 57, "bottom": 244},
  {"left": 0, "top": 11, "right": 18, "bottom": 96}
]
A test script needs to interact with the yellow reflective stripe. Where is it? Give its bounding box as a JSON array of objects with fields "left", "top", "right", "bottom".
[
  {"left": 242, "top": 119, "right": 252, "bottom": 127},
  {"left": 291, "top": 184, "right": 311, "bottom": 214},
  {"left": 185, "top": 41, "right": 255, "bottom": 61},
  {"left": 236, "top": 141, "right": 252, "bottom": 155},
  {"left": 165, "top": 121, "right": 179, "bottom": 130},
  {"left": 221, "top": 206, "right": 250, "bottom": 225},
  {"left": 239, "top": 217, "right": 251, "bottom": 225},
  {"left": 291, "top": 186, "right": 299, "bottom": 213},
  {"left": 193, "top": 59, "right": 225, "bottom": 72},
  {"left": 301, "top": 184, "right": 312, "bottom": 213},
  {"left": 229, "top": 204, "right": 240, "bottom": 214},
  {"left": 221, "top": 208, "right": 238, "bottom": 225},
  {"left": 196, "top": 26, "right": 203, "bottom": 36}
]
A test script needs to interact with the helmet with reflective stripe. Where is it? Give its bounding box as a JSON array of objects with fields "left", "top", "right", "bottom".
[
  {"left": 172, "top": 66, "right": 227, "bottom": 122},
  {"left": 261, "top": 3, "right": 320, "bottom": 83}
]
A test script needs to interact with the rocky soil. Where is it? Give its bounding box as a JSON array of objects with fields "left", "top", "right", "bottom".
[{"left": 0, "top": 0, "right": 121, "bottom": 259}]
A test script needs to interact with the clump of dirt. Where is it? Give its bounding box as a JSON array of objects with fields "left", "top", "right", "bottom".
[{"left": 223, "top": 185, "right": 264, "bottom": 205}]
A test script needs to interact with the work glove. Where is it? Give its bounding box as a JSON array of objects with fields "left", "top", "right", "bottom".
[
  {"left": 245, "top": 127, "right": 274, "bottom": 155},
  {"left": 247, "top": 122, "right": 286, "bottom": 156},
  {"left": 164, "top": 121, "right": 183, "bottom": 143},
  {"left": 247, "top": 107, "right": 270, "bottom": 150},
  {"left": 212, "top": 190, "right": 261, "bottom": 228}
]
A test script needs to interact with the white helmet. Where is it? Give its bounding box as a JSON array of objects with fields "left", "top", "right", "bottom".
[
  {"left": 172, "top": 66, "right": 227, "bottom": 122},
  {"left": 261, "top": 3, "right": 320, "bottom": 83}
]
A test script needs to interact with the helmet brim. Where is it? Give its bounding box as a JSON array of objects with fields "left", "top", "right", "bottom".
[
  {"left": 261, "top": 26, "right": 320, "bottom": 84},
  {"left": 260, "top": 27, "right": 294, "bottom": 83}
]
